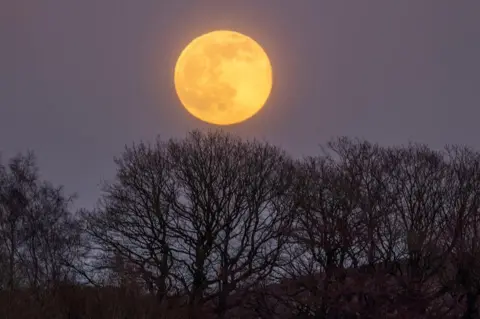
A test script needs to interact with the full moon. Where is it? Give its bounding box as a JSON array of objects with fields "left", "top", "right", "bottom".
[{"left": 174, "top": 30, "right": 273, "bottom": 125}]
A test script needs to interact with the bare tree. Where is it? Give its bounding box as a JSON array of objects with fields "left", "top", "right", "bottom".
[
  {"left": 251, "top": 138, "right": 480, "bottom": 318},
  {"left": 165, "top": 131, "right": 294, "bottom": 318},
  {"left": 84, "top": 130, "right": 294, "bottom": 318},
  {"left": 322, "top": 140, "right": 471, "bottom": 317},
  {"left": 364, "top": 144, "right": 448, "bottom": 316},
  {"left": 276, "top": 155, "right": 357, "bottom": 317},
  {"left": 6, "top": 135, "right": 480, "bottom": 318},
  {"left": 440, "top": 146, "right": 480, "bottom": 319},
  {"left": 83, "top": 139, "right": 176, "bottom": 306},
  {"left": 0, "top": 152, "right": 82, "bottom": 317},
  {"left": 264, "top": 139, "right": 398, "bottom": 318}
]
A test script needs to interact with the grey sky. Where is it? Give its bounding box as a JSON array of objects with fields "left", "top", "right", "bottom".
[{"left": 1, "top": 1, "right": 479, "bottom": 210}]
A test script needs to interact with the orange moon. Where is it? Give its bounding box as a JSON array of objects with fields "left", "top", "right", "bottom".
[{"left": 174, "top": 30, "right": 273, "bottom": 125}]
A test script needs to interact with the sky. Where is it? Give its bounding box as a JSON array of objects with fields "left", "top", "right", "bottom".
[{"left": 1, "top": 1, "right": 480, "bottom": 210}]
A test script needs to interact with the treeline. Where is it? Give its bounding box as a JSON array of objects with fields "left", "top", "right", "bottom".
[{"left": 1, "top": 130, "right": 480, "bottom": 318}]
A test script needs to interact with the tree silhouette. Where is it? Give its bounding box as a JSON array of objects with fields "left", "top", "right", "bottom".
[
  {"left": 2, "top": 133, "right": 480, "bottom": 318},
  {"left": 84, "top": 130, "right": 294, "bottom": 318},
  {"left": 0, "top": 152, "right": 82, "bottom": 317}
]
